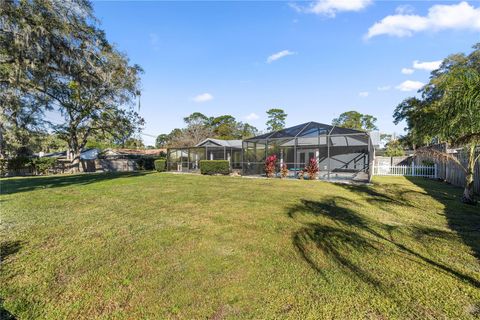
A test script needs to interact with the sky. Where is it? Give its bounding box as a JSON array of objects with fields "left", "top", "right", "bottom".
[{"left": 92, "top": 0, "right": 480, "bottom": 146}]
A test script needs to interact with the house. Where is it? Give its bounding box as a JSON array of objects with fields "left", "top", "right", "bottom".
[
  {"left": 101, "top": 148, "right": 167, "bottom": 158},
  {"left": 38, "top": 148, "right": 100, "bottom": 160},
  {"left": 167, "top": 122, "right": 374, "bottom": 182}
]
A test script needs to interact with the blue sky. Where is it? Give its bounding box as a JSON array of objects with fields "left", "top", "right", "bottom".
[{"left": 92, "top": 0, "right": 480, "bottom": 146}]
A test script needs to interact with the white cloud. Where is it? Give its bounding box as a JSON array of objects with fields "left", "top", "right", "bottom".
[
  {"left": 291, "top": 0, "right": 372, "bottom": 17},
  {"left": 192, "top": 93, "right": 213, "bottom": 103},
  {"left": 396, "top": 80, "right": 424, "bottom": 92},
  {"left": 395, "top": 4, "right": 415, "bottom": 15},
  {"left": 377, "top": 85, "right": 391, "bottom": 91},
  {"left": 358, "top": 91, "right": 369, "bottom": 97},
  {"left": 401, "top": 68, "right": 415, "bottom": 75},
  {"left": 245, "top": 113, "right": 259, "bottom": 121},
  {"left": 267, "top": 50, "right": 296, "bottom": 63},
  {"left": 366, "top": 1, "right": 480, "bottom": 39},
  {"left": 413, "top": 60, "right": 442, "bottom": 71}
]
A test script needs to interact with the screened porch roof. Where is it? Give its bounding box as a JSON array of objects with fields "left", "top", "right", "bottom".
[{"left": 244, "top": 121, "right": 369, "bottom": 146}]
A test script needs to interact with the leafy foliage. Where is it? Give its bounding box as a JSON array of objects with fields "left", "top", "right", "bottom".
[
  {"left": 155, "top": 134, "right": 169, "bottom": 148},
  {"left": 199, "top": 160, "right": 230, "bottom": 175},
  {"left": 137, "top": 157, "right": 157, "bottom": 170},
  {"left": 1, "top": 0, "right": 143, "bottom": 166},
  {"left": 154, "top": 159, "right": 166, "bottom": 172},
  {"left": 160, "top": 112, "right": 258, "bottom": 147},
  {"left": 305, "top": 157, "right": 319, "bottom": 180},
  {"left": 264, "top": 154, "right": 277, "bottom": 178},
  {"left": 31, "top": 157, "right": 57, "bottom": 175},
  {"left": 393, "top": 43, "right": 480, "bottom": 203},
  {"left": 6, "top": 156, "right": 31, "bottom": 171},
  {"left": 266, "top": 109, "right": 287, "bottom": 132},
  {"left": 280, "top": 164, "right": 289, "bottom": 179},
  {"left": 332, "top": 111, "right": 378, "bottom": 131},
  {"left": 384, "top": 140, "right": 405, "bottom": 157}
]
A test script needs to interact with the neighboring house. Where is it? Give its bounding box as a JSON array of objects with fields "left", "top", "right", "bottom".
[
  {"left": 102, "top": 148, "right": 167, "bottom": 158},
  {"left": 38, "top": 148, "right": 100, "bottom": 160}
]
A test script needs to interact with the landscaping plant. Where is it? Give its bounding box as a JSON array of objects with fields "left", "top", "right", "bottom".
[
  {"left": 154, "top": 159, "right": 166, "bottom": 172},
  {"left": 31, "top": 157, "right": 57, "bottom": 175},
  {"left": 264, "top": 154, "right": 277, "bottom": 178},
  {"left": 199, "top": 160, "right": 230, "bottom": 175},
  {"left": 305, "top": 157, "right": 319, "bottom": 180},
  {"left": 280, "top": 163, "right": 288, "bottom": 179}
]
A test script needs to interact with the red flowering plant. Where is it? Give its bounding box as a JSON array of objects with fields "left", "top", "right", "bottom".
[
  {"left": 264, "top": 154, "right": 277, "bottom": 178},
  {"left": 305, "top": 157, "right": 319, "bottom": 180}
]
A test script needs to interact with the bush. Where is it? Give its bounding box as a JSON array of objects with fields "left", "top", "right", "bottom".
[
  {"left": 31, "top": 157, "right": 57, "bottom": 175},
  {"left": 305, "top": 157, "right": 319, "bottom": 180},
  {"left": 0, "top": 159, "right": 7, "bottom": 176},
  {"left": 280, "top": 163, "right": 288, "bottom": 179},
  {"left": 7, "top": 156, "right": 31, "bottom": 171},
  {"left": 138, "top": 157, "right": 158, "bottom": 170},
  {"left": 264, "top": 154, "right": 277, "bottom": 178},
  {"left": 200, "top": 160, "right": 230, "bottom": 175},
  {"left": 154, "top": 159, "right": 166, "bottom": 172}
]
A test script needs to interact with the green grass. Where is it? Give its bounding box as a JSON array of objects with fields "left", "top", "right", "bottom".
[{"left": 1, "top": 173, "right": 479, "bottom": 319}]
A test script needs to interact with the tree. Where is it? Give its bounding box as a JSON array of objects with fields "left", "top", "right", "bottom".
[
  {"left": 238, "top": 123, "right": 258, "bottom": 139},
  {"left": 332, "top": 111, "right": 378, "bottom": 131},
  {"left": 384, "top": 140, "right": 404, "bottom": 157},
  {"left": 393, "top": 98, "right": 432, "bottom": 149},
  {"left": 123, "top": 138, "right": 144, "bottom": 149},
  {"left": 394, "top": 43, "right": 480, "bottom": 204},
  {"left": 266, "top": 109, "right": 287, "bottom": 132},
  {"left": 1, "top": 0, "right": 143, "bottom": 170},
  {"left": 155, "top": 134, "right": 169, "bottom": 148},
  {"left": 210, "top": 115, "right": 238, "bottom": 139}
]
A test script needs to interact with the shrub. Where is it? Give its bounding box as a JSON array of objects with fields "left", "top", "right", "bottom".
[
  {"left": 280, "top": 163, "right": 288, "bottom": 179},
  {"left": 7, "top": 156, "right": 31, "bottom": 171},
  {"left": 200, "top": 160, "right": 230, "bottom": 175},
  {"left": 305, "top": 157, "right": 319, "bottom": 180},
  {"left": 264, "top": 154, "right": 277, "bottom": 178},
  {"left": 138, "top": 157, "right": 158, "bottom": 170},
  {"left": 0, "top": 159, "right": 7, "bottom": 176},
  {"left": 385, "top": 140, "right": 404, "bottom": 157},
  {"left": 422, "top": 160, "right": 435, "bottom": 166},
  {"left": 31, "top": 157, "right": 57, "bottom": 175},
  {"left": 154, "top": 159, "right": 166, "bottom": 172}
]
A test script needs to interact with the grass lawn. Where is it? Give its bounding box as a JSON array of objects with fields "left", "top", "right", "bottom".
[{"left": 1, "top": 173, "right": 479, "bottom": 319}]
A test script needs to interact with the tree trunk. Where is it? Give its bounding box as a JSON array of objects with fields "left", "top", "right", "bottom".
[
  {"left": 68, "top": 131, "right": 81, "bottom": 173},
  {"left": 462, "top": 144, "right": 476, "bottom": 205},
  {"left": 71, "top": 150, "right": 81, "bottom": 173}
]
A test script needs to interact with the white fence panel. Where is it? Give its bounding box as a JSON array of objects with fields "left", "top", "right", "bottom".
[{"left": 373, "top": 164, "right": 437, "bottom": 178}]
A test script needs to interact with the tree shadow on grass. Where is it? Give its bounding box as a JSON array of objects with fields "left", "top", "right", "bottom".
[
  {"left": 0, "top": 299, "right": 16, "bottom": 320},
  {"left": 0, "top": 171, "right": 151, "bottom": 195},
  {"left": 0, "top": 241, "right": 23, "bottom": 319},
  {"left": 0, "top": 240, "right": 23, "bottom": 263},
  {"left": 288, "top": 192, "right": 480, "bottom": 290},
  {"left": 405, "top": 177, "right": 480, "bottom": 262}
]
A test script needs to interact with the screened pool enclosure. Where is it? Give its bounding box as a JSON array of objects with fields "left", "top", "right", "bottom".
[{"left": 167, "top": 122, "right": 374, "bottom": 182}]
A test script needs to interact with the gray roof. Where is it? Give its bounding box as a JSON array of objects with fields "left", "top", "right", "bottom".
[
  {"left": 195, "top": 138, "right": 243, "bottom": 148},
  {"left": 245, "top": 121, "right": 367, "bottom": 142}
]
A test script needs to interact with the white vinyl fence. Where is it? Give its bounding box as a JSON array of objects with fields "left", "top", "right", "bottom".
[{"left": 373, "top": 164, "right": 437, "bottom": 178}]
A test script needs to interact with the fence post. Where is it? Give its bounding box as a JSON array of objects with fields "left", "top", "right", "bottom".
[
  {"left": 412, "top": 162, "right": 415, "bottom": 177},
  {"left": 434, "top": 163, "right": 437, "bottom": 179}
]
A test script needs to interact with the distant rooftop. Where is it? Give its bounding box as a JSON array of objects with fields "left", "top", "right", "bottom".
[{"left": 195, "top": 138, "right": 243, "bottom": 148}]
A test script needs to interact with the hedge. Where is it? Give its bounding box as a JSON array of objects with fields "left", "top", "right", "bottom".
[
  {"left": 154, "top": 159, "right": 166, "bottom": 172},
  {"left": 31, "top": 157, "right": 57, "bottom": 175},
  {"left": 138, "top": 157, "right": 158, "bottom": 170},
  {"left": 199, "top": 160, "right": 230, "bottom": 175}
]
